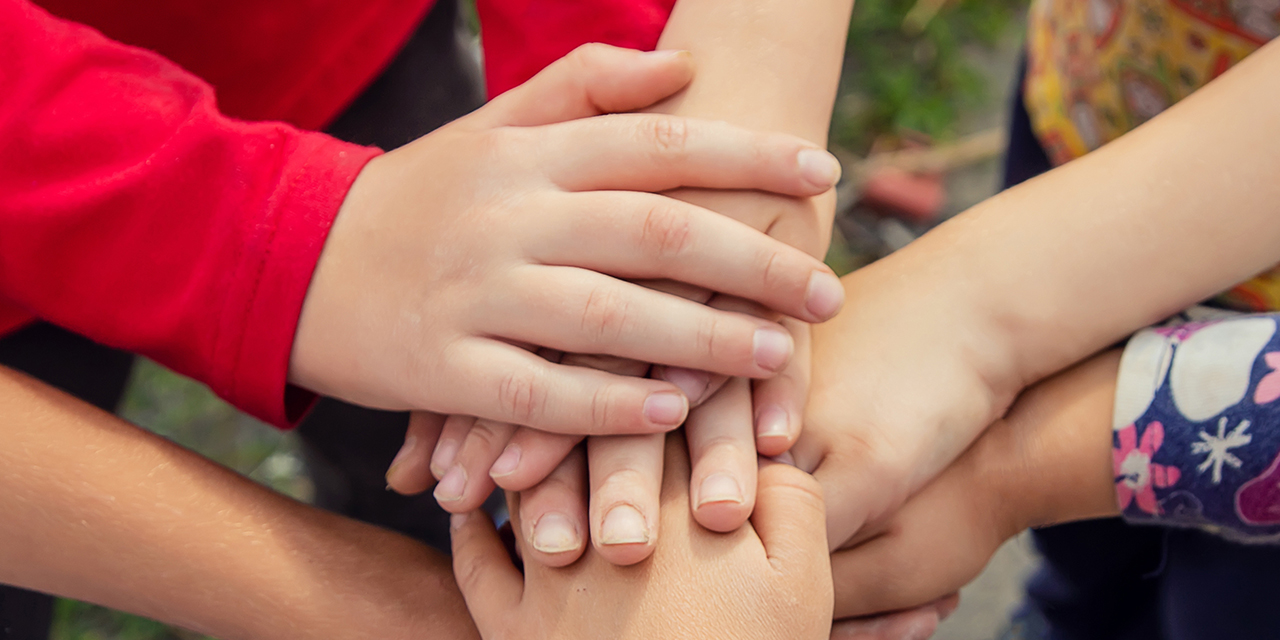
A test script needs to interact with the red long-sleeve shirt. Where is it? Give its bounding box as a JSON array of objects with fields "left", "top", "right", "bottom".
[{"left": 0, "top": 0, "right": 673, "bottom": 427}]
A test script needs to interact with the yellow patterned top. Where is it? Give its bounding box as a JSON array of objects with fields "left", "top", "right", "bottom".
[{"left": 1023, "top": 0, "right": 1278, "bottom": 309}]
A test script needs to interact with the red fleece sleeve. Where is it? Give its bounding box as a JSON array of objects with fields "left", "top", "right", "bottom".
[
  {"left": 478, "top": 0, "right": 676, "bottom": 97},
  {"left": 0, "top": 0, "right": 381, "bottom": 427}
]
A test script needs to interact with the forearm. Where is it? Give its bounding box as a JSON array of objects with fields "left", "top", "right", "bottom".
[
  {"left": 651, "top": 0, "right": 853, "bottom": 254},
  {"left": 918, "top": 40, "right": 1280, "bottom": 386},
  {"left": 654, "top": 0, "right": 852, "bottom": 145},
  {"left": 0, "top": 367, "right": 478, "bottom": 640}
]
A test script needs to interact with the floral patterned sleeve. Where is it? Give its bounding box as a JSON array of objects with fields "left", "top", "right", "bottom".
[{"left": 1113, "top": 308, "right": 1280, "bottom": 542}]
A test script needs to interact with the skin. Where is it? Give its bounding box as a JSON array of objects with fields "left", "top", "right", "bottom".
[
  {"left": 825, "top": 352, "right": 1123, "bottom": 619},
  {"left": 790, "top": 39, "right": 1280, "bottom": 562},
  {"left": 0, "top": 365, "right": 479, "bottom": 640},
  {"left": 391, "top": 0, "right": 856, "bottom": 567},
  {"left": 289, "top": 43, "right": 846, "bottom": 435},
  {"left": 449, "top": 433, "right": 835, "bottom": 640}
]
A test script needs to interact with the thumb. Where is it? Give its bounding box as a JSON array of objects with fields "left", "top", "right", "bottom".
[
  {"left": 450, "top": 511, "right": 523, "bottom": 636},
  {"left": 479, "top": 44, "right": 693, "bottom": 127},
  {"left": 751, "top": 459, "right": 831, "bottom": 580},
  {"left": 829, "top": 493, "right": 996, "bottom": 619}
]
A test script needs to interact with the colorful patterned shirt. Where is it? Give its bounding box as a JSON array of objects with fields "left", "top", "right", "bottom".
[
  {"left": 1022, "top": 0, "right": 1280, "bottom": 311},
  {"left": 1024, "top": 0, "right": 1275, "bottom": 165}
]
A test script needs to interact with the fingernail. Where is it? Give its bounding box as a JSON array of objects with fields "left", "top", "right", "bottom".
[
  {"left": 756, "top": 405, "right": 791, "bottom": 439},
  {"left": 430, "top": 439, "right": 459, "bottom": 478},
  {"left": 772, "top": 451, "right": 797, "bottom": 466},
  {"left": 753, "top": 328, "right": 793, "bottom": 373},
  {"left": 434, "top": 465, "right": 467, "bottom": 503},
  {"left": 661, "top": 367, "right": 711, "bottom": 405},
  {"left": 531, "top": 512, "right": 582, "bottom": 553},
  {"left": 696, "top": 473, "right": 744, "bottom": 507},
  {"left": 450, "top": 512, "right": 469, "bottom": 530},
  {"left": 797, "top": 148, "right": 842, "bottom": 190},
  {"left": 805, "top": 271, "right": 845, "bottom": 320},
  {"left": 385, "top": 435, "right": 417, "bottom": 485},
  {"left": 645, "top": 49, "right": 692, "bottom": 61},
  {"left": 644, "top": 392, "right": 687, "bottom": 427},
  {"left": 600, "top": 504, "right": 650, "bottom": 545},
  {"left": 490, "top": 444, "right": 522, "bottom": 478}
]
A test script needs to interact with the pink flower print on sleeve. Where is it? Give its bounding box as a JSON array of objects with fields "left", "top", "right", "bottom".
[
  {"left": 1237, "top": 449, "right": 1280, "bottom": 525},
  {"left": 1254, "top": 353, "right": 1280, "bottom": 404},
  {"left": 1115, "top": 422, "right": 1182, "bottom": 515}
]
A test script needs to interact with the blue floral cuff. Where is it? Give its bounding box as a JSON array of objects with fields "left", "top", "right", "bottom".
[{"left": 1113, "top": 309, "right": 1280, "bottom": 542}]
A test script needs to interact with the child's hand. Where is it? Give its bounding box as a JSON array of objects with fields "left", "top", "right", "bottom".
[
  {"left": 288, "top": 44, "right": 846, "bottom": 435},
  {"left": 824, "top": 352, "right": 1123, "bottom": 620},
  {"left": 448, "top": 434, "right": 835, "bottom": 640},
  {"left": 388, "top": 191, "right": 831, "bottom": 565},
  {"left": 789, "top": 259, "right": 1029, "bottom": 551}
]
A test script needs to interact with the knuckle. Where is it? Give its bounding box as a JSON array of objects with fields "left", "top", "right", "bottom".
[
  {"left": 589, "top": 385, "right": 619, "bottom": 432},
  {"left": 568, "top": 42, "right": 609, "bottom": 65},
  {"left": 646, "top": 116, "right": 690, "bottom": 158},
  {"left": 452, "top": 548, "right": 485, "bottom": 592},
  {"left": 580, "top": 285, "right": 631, "bottom": 343},
  {"left": 759, "top": 249, "right": 785, "bottom": 292},
  {"left": 497, "top": 370, "right": 546, "bottom": 425},
  {"left": 468, "top": 420, "right": 513, "bottom": 453},
  {"left": 640, "top": 204, "right": 693, "bottom": 257},
  {"left": 693, "top": 313, "right": 723, "bottom": 361}
]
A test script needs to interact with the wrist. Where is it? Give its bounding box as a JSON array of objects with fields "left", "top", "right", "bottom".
[
  {"left": 247, "top": 506, "right": 478, "bottom": 640},
  {"left": 980, "top": 352, "right": 1123, "bottom": 533}
]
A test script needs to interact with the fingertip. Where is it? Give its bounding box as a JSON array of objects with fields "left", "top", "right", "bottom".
[
  {"left": 489, "top": 443, "right": 522, "bottom": 479},
  {"left": 693, "top": 499, "right": 752, "bottom": 533},
  {"left": 450, "top": 511, "right": 471, "bottom": 532},
  {"left": 754, "top": 404, "right": 795, "bottom": 457},
  {"left": 523, "top": 510, "right": 587, "bottom": 567},
  {"left": 643, "top": 390, "right": 689, "bottom": 430},
  {"left": 805, "top": 271, "right": 846, "bottom": 323},
  {"left": 653, "top": 366, "right": 712, "bottom": 407},
  {"left": 595, "top": 503, "right": 657, "bottom": 566},
  {"left": 594, "top": 540, "right": 656, "bottom": 566},
  {"left": 797, "top": 148, "right": 842, "bottom": 193},
  {"left": 643, "top": 48, "right": 694, "bottom": 72},
  {"left": 385, "top": 450, "right": 435, "bottom": 495}
]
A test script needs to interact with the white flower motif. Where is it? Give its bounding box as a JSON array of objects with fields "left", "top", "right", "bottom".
[{"left": 1191, "top": 417, "right": 1252, "bottom": 484}]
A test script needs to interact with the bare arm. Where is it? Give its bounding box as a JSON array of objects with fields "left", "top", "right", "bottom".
[
  {"left": 928, "top": 39, "right": 1280, "bottom": 387},
  {"left": 654, "top": 0, "right": 853, "bottom": 145},
  {"left": 0, "top": 366, "right": 478, "bottom": 640}
]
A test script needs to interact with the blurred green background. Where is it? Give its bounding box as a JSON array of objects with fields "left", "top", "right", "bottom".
[{"left": 47, "top": 0, "right": 1026, "bottom": 636}]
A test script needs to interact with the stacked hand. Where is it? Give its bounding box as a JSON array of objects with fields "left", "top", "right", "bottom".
[
  {"left": 290, "top": 44, "right": 845, "bottom": 434},
  {"left": 381, "top": 44, "right": 841, "bottom": 565}
]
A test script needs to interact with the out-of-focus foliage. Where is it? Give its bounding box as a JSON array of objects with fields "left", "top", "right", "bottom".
[{"left": 833, "top": 0, "right": 1027, "bottom": 151}]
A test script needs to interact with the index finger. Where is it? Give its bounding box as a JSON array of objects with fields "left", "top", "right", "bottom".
[{"left": 541, "top": 114, "right": 841, "bottom": 197}]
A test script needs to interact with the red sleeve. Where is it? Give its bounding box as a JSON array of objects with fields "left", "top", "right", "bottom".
[
  {"left": 0, "top": 0, "right": 381, "bottom": 427},
  {"left": 478, "top": 0, "right": 677, "bottom": 97}
]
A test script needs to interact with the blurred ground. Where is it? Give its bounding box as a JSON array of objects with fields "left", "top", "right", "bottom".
[{"left": 935, "top": 535, "right": 1040, "bottom": 640}]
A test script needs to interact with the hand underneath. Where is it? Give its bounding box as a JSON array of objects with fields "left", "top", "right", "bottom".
[
  {"left": 387, "top": 191, "right": 833, "bottom": 566},
  {"left": 826, "top": 351, "right": 1123, "bottom": 620},
  {"left": 449, "top": 434, "right": 834, "bottom": 640}
]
